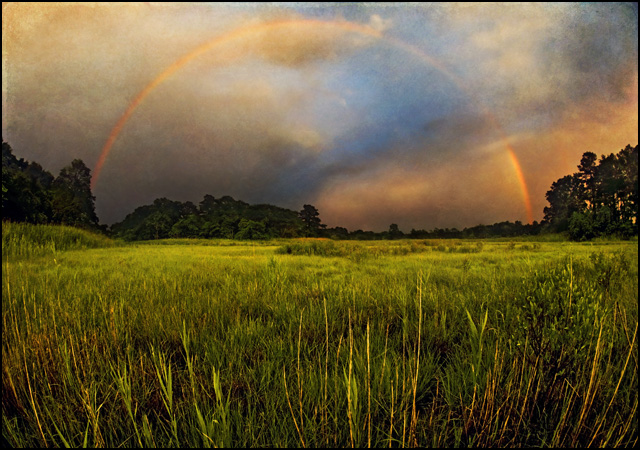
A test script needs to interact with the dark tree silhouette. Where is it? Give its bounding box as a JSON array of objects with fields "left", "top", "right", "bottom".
[
  {"left": 51, "top": 159, "right": 99, "bottom": 227},
  {"left": 543, "top": 175, "right": 580, "bottom": 232},
  {"left": 576, "top": 151, "right": 598, "bottom": 210},
  {"left": 199, "top": 194, "right": 217, "bottom": 214},
  {"left": 617, "top": 144, "right": 639, "bottom": 226},
  {"left": 388, "top": 223, "right": 404, "bottom": 239},
  {"left": 299, "top": 204, "right": 325, "bottom": 237}
]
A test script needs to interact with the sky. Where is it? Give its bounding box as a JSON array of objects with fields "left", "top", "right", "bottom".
[{"left": 2, "top": 2, "right": 638, "bottom": 231}]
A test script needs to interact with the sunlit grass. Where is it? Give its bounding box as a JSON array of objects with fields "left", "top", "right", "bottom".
[
  {"left": 2, "top": 223, "right": 638, "bottom": 447},
  {"left": 2, "top": 221, "right": 116, "bottom": 261}
]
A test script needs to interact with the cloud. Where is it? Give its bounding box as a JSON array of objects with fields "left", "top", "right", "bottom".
[
  {"left": 439, "top": 3, "right": 638, "bottom": 124},
  {"left": 314, "top": 147, "right": 526, "bottom": 232},
  {"left": 2, "top": 3, "right": 637, "bottom": 229},
  {"left": 368, "top": 14, "right": 392, "bottom": 32},
  {"left": 247, "top": 22, "right": 363, "bottom": 68}
]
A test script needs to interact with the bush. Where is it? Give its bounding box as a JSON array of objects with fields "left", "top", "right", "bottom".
[
  {"left": 568, "top": 212, "right": 595, "bottom": 241},
  {"left": 511, "top": 262, "right": 608, "bottom": 408}
]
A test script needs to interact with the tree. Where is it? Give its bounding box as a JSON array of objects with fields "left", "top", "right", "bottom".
[
  {"left": 543, "top": 174, "right": 580, "bottom": 232},
  {"left": 617, "top": 144, "right": 638, "bottom": 230},
  {"left": 568, "top": 212, "right": 595, "bottom": 241},
  {"left": 110, "top": 198, "right": 190, "bottom": 240},
  {"left": 170, "top": 214, "right": 203, "bottom": 238},
  {"left": 388, "top": 223, "right": 404, "bottom": 239},
  {"left": 235, "top": 219, "right": 267, "bottom": 240},
  {"left": 199, "top": 194, "right": 217, "bottom": 214},
  {"left": 298, "top": 204, "right": 325, "bottom": 237},
  {"left": 25, "top": 162, "right": 54, "bottom": 189},
  {"left": 220, "top": 217, "right": 239, "bottom": 239},
  {"left": 2, "top": 141, "right": 54, "bottom": 223},
  {"left": 576, "top": 151, "right": 598, "bottom": 210},
  {"left": 327, "top": 226, "right": 349, "bottom": 240},
  {"left": 146, "top": 211, "right": 173, "bottom": 240},
  {"left": 52, "top": 159, "right": 98, "bottom": 227}
]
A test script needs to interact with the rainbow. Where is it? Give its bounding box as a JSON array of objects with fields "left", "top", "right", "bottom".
[{"left": 92, "top": 18, "right": 534, "bottom": 224}]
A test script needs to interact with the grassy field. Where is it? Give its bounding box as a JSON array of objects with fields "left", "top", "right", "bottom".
[{"left": 2, "top": 223, "right": 638, "bottom": 447}]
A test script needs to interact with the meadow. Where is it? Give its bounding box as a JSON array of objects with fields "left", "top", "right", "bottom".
[{"left": 2, "top": 222, "right": 638, "bottom": 447}]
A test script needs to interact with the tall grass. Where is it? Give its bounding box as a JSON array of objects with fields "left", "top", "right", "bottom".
[
  {"left": 2, "top": 226, "right": 637, "bottom": 447},
  {"left": 2, "top": 221, "right": 115, "bottom": 260}
]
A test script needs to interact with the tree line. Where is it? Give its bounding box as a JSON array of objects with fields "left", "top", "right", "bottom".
[
  {"left": 2, "top": 139, "right": 637, "bottom": 241},
  {"left": 109, "top": 196, "right": 325, "bottom": 241},
  {"left": 2, "top": 141, "right": 101, "bottom": 231}
]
